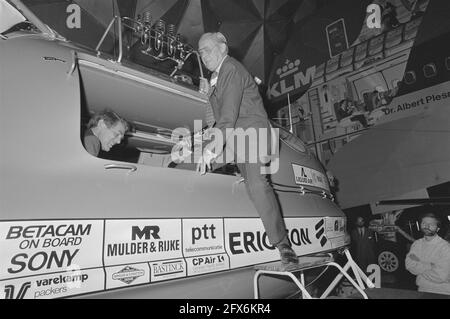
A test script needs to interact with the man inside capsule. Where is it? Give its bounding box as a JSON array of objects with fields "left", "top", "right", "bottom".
[{"left": 83, "top": 110, "right": 129, "bottom": 157}]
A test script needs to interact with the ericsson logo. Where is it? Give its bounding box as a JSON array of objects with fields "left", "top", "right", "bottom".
[
  {"left": 3, "top": 282, "right": 31, "bottom": 299},
  {"left": 315, "top": 219, "right": 328, "bottom": 247}
]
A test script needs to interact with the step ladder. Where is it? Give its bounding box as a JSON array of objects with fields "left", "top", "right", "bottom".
[{"left": 253, "top": 248, "right": 375, "bottom": 299}]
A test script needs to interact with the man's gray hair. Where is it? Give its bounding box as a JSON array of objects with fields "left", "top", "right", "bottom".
[
  {"left": 200, "top": 32, "right": 229, "bottom": 54},
  {"left": 214, "top": 32, "right": 228, "bottom": 45},
  {"left": 87, "top": 109, "right": 129, "bottom": 131}
]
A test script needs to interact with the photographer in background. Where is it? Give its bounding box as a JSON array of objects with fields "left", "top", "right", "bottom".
[{"left": 405, "top": 213, "right": 450, "bottom": 295}]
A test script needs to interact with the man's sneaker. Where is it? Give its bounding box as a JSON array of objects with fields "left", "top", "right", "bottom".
[{"left": 277, "top": 243, "right": 299, "bottom": 265}]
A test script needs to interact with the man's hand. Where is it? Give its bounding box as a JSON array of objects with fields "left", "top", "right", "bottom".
[
  {"left": 196, "top": 148, "right": 217, "bottom": 175},
  {"left": 202, "top": 127, "right": 215, "bottom": 140},
  {"left": 326, "top": 170, "right": 335, "bottom": 188},
  {"left": 409, "top": 254, "right": 420, "bottom": 262},
  {"left": 171, "top": 137, "right": 192, "bottom": 163},
  {"left": 196, "top": 140, "right": 220, "bottom": 174},
  {"left": 199, "top": 77, "right": 210, "bottom": 95}
]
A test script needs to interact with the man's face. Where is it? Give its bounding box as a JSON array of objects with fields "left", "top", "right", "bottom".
[
  {"left": 198, "top": 37, "right": 225, "bottom": 72},
  {"left": 356, "top": 217, "right": 365, "bottom": 227},
  {"left": 98, "top": 120, "right": 126, "bottom": 152},
  {"left": 420, "top": 217, "right": 439, "bottom": 237}
]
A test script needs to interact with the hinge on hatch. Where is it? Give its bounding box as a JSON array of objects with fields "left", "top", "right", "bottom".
[{"left": 67, "top": 50, "right": 78, "bottom": 76}]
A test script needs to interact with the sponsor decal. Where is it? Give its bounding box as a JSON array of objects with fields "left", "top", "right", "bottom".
[
  {"left": 292, "top": 164, "right": 330, "bottom": 191},
  {"left": 106, "top": 263, "right": 149, "bottom": 289},
  {"left": 182, "top": 219, "right": 225, "bottom": 257},
  {"left": 0, "top": 217, "right": 347, "bottom": 298},
  {"left": 185, "top": 253, "right": 229, "bottom": 276},
  {"left": 314, "top": 219, "right": 328, "bottom": 247},
  {"left": 225, "top": 218, "right": 337, "bottom": 268},
  {"left": 325, "top": 217, "right": 346, "bottom": 239},
  {"left": 2, "top": 282, "right": 31, "bottom": 299},
  {"left": 150, "top": 259, "right": 186, "bottom": 282},
  {"left": 112, "top": 266, "right": 145, "bottom": 284},
  {"left": 35, "top": 273, "right": 88, "bottom": 288},
  {"left": 1, "top": 268, "right": 104, "bottom": 299},
  {"left": 228, "top": 228, "right": 280, "bottom": 255},
  {"left": 0, "top": 221, "right": 104, "bottom": 280},
  {"left": 285, "top": 218, "right": 335, "bottom": 253},
  {"left": 104, "top": 220, "right": 182, "bottom": 266},
  {"left": 226, "top": 219, "right": 277, "bottom": 262}
]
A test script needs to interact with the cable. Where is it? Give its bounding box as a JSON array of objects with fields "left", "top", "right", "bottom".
[
  {"left": 285, "top": 266, "right": 331, "bottom": 299},
  {"left": 305, "top": 266, "right": 330, "bottom": 288},
  {"left": 112, "top": 0, "right": 116, "bottom": 59}
]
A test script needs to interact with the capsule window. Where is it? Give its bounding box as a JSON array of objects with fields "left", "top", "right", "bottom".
[
  {"left": 423, "top": 63, "right": 437, "bottom": 78},
  {"left": 404, "top": 71, "right": 416, "bottom": 85}
]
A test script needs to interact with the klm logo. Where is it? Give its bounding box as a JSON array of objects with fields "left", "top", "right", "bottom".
[
  {"left": 4, "top": 282, "right": 31, "bottom": 299},
  {"left": 315, "top": 219, "right": 328, "bottom": 247},
  {"left": 269, "top": 58, "right": 316, "bottom": 98}
]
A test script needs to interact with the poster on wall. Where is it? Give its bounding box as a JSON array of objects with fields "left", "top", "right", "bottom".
[{"left": 326, "top": 19, "right": 349, "bottom": 58}]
